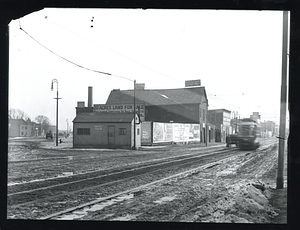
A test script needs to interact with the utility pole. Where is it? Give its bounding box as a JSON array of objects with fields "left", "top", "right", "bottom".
[
  {"left": 51, "top": 79, "right": 61, "bottom": 146},
  {"left": 133, "top": 79, "right": 136, "bottom": 150},
  {"left": 66, "top": 119, "right": 68, "bottom": 138},
  {"left": 277, "top": 11, "right": 289, "bottom": 189}
]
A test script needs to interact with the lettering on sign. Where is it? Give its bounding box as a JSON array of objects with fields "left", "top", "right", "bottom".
[
  {"left": 93, "top": 104, "right": 145, "bottom": 121},
  {"left": 94, "top": 125, "right": 103, "bottom": 131}
]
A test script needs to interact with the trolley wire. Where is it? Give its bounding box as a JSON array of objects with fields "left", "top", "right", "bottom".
[{"left": 18, "top": 21, "right": 198, "bottom": 111}]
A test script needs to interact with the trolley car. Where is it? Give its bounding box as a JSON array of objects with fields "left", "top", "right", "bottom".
[{"left": 237, "top": 118, "right": 261, "bottom": 150}]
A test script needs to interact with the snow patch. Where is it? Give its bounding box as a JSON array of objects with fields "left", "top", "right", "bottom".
[
  {"left": 54, "top": 193, "right": 134, "bottom": 220},
  {"left": 153, "top": 196, "right": 177, "bottom": 204}
]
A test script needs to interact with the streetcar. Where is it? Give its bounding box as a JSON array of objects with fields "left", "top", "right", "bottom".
[{"left": 237, "top": 118, "right": 261, "bottom": 150}]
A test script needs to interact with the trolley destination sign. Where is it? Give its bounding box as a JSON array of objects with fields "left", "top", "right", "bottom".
[{"left": 93, "top": 104, "right": 145, "bottom": 120}]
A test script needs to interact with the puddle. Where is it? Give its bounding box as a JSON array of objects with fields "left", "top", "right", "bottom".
[
  {"left": 54, "top": 193, "right": 134, "bottom": 220},
  {"left": 153, "top": 196, "right": 177, "bottom": 204}
]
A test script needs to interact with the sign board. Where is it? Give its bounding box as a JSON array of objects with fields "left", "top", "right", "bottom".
[
  {"left": 94, "top": 104, "right": 145, "bottom": 121},
  {"left": 185, "top": 79, "right": 201, "bottom": 87},
  {"left": 152, "top": 122, "right": 200, "bottom": 143}
]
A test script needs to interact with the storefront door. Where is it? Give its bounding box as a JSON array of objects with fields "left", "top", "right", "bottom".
[{"left": 108, "top": 125, "right": 115, "bottom": 145}]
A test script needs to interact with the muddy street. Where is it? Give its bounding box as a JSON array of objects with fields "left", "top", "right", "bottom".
[{"left": 7, "top": 137, "right": 287, "bottom": 223}]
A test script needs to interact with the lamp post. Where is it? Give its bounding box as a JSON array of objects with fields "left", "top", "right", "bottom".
[
  {"left": 51, "top": 79, "right": 61, "bottom": 146},
  {"left": 66, "top": 119, "right": 69, "bottom": 138}
]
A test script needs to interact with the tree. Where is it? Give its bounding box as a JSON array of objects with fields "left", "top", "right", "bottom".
[
  {"left": 9, "top": 108, "right": 30, "bottom": 120},
  {"left": 34, "top": 115, "right": 52, "bottom": 134}
]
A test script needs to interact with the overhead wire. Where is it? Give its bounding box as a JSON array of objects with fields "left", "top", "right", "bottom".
[
  {"left": 17, "top": 17, "right": 278, "bottom": 121},
  {"left": 18, "top": 20, "right": 133, "bottom": 82},
  {"left": 18, "top": 20, "right": 197, "bottom": 111},
  {"left": 44, "top": 16, "right": 182, "bottom": 84}
]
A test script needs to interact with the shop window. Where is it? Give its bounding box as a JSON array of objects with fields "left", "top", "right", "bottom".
[
  {"left": 119, "top": 128, "right": 127, "bottom": 135},
  {"left": 77, "top": 128, "right": 90, "bottom": 135}
]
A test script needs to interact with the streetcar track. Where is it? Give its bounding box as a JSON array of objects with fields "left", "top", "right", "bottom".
[
  {"left": 40, "top": 149, "right": 264, "bottom": 220},
  {"left": 8, "top": 145, "right": 226, "bottom": 189},
  {"left": 8, "top": 147, "right": 245, "bottom": 208},
  {"left": 8, "top": 140, "right": 277, "bottom": 219},
  {"left": 8, "top": 146, "right": 234, "bottom": 196}
]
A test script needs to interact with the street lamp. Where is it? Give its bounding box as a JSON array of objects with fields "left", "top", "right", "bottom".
[
  {"left": 66, "top": 119, "right": 69, "bottom": 138},
  {"left": 51, "top": 79, "right": 61, "bottom": 146}
]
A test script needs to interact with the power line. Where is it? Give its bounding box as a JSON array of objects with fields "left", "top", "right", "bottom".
[
  {"left": 18, "top": 21, "right": 196, "bottom": 111},
  {"left": 19, "top": 22, "right": 133, "bottom": 82},
  {"left": 44, "top": 16, "right": 182, "bottom": 84}
]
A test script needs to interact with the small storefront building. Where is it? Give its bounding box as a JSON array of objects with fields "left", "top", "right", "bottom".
[{"left": 73, "top": 112, "right": 141, "bottom": 149}]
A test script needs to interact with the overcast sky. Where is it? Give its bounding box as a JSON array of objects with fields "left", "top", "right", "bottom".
[{"left": 8, "top": 8, "right": 288, "bottom": 130}]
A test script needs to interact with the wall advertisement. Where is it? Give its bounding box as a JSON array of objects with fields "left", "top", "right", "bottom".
[{"left": 153, "top": 122, "right": 200, "bottom": 143}]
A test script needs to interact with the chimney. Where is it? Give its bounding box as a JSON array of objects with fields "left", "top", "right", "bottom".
[
  {"left": 136, "top": 83, "right": 145, "bottom": 90},
  {"left": 77, "top": 101, "right": 85, "bottom": 107},
  {"left": 88, "top": 86, "right": 93, "bottom": 108}
]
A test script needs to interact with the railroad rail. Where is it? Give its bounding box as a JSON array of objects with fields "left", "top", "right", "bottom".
[{"left": 7, "top": 139, "right": 277, "bottom": 219}]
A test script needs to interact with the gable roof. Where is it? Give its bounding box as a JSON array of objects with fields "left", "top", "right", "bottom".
[
  {"left": 9, "top": 118, "right": 28, "bottom": 125},
  {"left": 106, "top": 87, "right": 207, "bottom": 106},
  {"left": 73, "top": 112, "right": 135, "bottom": 123}
]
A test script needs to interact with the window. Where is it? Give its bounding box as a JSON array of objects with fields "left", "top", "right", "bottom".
[
  {"left": 137, "top": 128, "right": 140, "bottom": 135},
  {"left": 25, "top": 126, "right": 27, "bottom": 130},
  {"left": 77, "top": 128, "right": 90, "bottom": 135},
  {"left": 119, "top": 128, "right": 127, "bottom": 135}
]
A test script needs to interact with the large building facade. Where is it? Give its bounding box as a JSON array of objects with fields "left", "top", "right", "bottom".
[{"left": 73, "top": 80, "right": 216, "bottom": 148}]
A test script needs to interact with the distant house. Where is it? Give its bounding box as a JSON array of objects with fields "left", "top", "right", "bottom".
[
  {"left": 9, "top": 119, "right": 29, "bottom": 137},
  {"left": 9, "top": 118, "right": 56, "bottom": 137}
]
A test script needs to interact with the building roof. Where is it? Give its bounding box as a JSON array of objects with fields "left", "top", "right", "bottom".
[
  {"left": 73, "top": 112, "right": 135, "bottom": 123},
  {"left": 105, "top": 87, "right": 207, "bottom": 106},
  {"left": 9, "top": 118, "right": 28, "bottom": 125}
]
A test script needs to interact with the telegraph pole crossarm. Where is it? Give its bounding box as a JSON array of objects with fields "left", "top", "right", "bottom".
[{"left": 51, "top": 79, "right": 62, "bottom": 146}]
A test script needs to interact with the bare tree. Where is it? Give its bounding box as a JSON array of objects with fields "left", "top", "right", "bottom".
[
  {"left": 9, "top": 108, "right": 30, "bottom": 120},
  {"left": 34, "top": 115, "right": 52, "bottom": 134}
]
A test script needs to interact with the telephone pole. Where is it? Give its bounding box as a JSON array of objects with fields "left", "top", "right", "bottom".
[
  {"left": 51, "top": 79, "right": 61, "bottom": 146},
  {"left": 276, "top": 11, "right": 289, "bottom": 189}
]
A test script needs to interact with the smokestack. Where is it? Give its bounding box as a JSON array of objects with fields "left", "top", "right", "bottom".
[{"left": 88, "top": 86, "right": 93, "bottom": 108}]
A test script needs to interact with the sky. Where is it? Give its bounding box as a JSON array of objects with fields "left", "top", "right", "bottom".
[{"left": 8, "top": 8, "right": 289, "bottom": 130}]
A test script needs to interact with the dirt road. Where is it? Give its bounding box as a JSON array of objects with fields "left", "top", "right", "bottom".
[{"left": 7, "top": 137, "right": 287, "bottom": 223}]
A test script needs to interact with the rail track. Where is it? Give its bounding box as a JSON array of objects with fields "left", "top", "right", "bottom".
[{"left": 7, "top": 138, "right": 277, "bottom": 219}]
